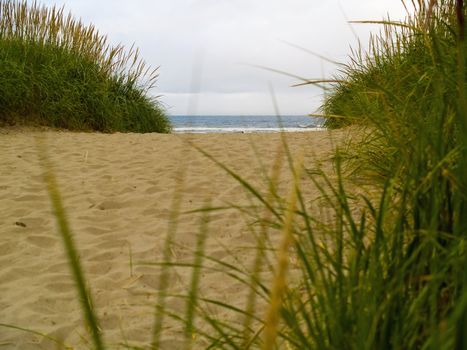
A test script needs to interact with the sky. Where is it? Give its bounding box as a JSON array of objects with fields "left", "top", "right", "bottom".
[{"left": 35, "top": 0, "right": 409, "bottom": 116}]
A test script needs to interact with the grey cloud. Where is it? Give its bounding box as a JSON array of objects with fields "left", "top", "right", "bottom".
[{"left": 34, "top": 0, "right": 408, "bottom": 115}]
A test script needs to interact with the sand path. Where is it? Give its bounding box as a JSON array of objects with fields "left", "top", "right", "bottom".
[{"left": 0, "top": 129, "right": 346, "bottom": 349}]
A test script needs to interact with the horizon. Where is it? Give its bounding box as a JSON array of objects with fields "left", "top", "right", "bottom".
[{"left": 168, "top": 114, "right": 312, "bottom": 117}]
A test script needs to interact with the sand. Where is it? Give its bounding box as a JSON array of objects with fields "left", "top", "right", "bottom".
[{"left": 0, "top": 128, "right": 347, "bottom": 349}]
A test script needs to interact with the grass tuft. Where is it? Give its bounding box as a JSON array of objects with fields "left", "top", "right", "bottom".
[{"left": 0, "top": 1, "right": 170, "bottom": 133}]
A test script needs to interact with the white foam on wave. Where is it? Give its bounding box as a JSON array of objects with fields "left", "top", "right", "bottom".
[{"left": 173, "top": 127, "right": 324, "bottom": 134}]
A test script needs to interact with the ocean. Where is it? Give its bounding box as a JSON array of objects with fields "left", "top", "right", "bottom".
[{"left": 169, "top": 115, "right": 323, "bottom": 133}]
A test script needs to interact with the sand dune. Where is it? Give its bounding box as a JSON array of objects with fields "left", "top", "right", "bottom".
[{"left": 0, "top": 129, "right": 346, "bottom": 349}]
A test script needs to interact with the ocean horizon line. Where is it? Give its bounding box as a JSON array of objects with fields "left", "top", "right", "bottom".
[
  {"left": 168, "top": 114, "right": 324, "bottom": 133},
  {"left": 168, "top": 114, "right": 314, "bottom": 117}
]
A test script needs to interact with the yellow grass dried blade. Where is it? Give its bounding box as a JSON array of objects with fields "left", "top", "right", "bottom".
[
  {"left": 183, "top": 199, "right": 211, "bottom": 350},
  {"left": 36, "top": 137, "right": 105, "bottom": 350},
  {"left": 349, "top": 19, "right": 418, "bottom": 31},
  {"left": 291, "top": 79, "right": 344, "bottom": 88},
  {"left": 262, "top": 155, "right": 304, "bottom": 350},
  {"left": 425, "top": 0, "right": 438, "bottom": 30},
  {"left": 242, "top": 144, "right": 285, "bottom": 349},
  {"left": 151, "top": 163, "right": 187, "bottom": 349}
]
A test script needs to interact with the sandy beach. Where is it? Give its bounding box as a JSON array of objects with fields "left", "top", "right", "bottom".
[{"left": 0, "top": 129, "right": 347, "bottom": 349}]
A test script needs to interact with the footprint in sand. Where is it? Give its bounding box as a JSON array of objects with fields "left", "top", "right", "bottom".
[
  {"left": 87, "top": 262, "right": 112, "bottom": 275},
  {"left": 15, "top": 194, "right": 46, "bottom": 202},
  {"left": 48, "top": 263, "right": 69, "bottom": 273},
  {"left": 0, "top": 241, "right": 18, "bottom": 256},
  {"left": 26, "top": 235, "right": 57, "bottom": 249},
  {"left": 82, "top": 226, "right": 112, "bottom": 235},
  {"left": 44, "top": 281, "right": 76, "bottom": 293},
  {"left": 144, "top": 185, "right": 160, "bottom": 195},
  {"left": 118, "top": 186, "right": 137, "bottom": 195},
  {"left": 96, "top": 200, "right": 125, "bottom": 210},
  {"left": 16, "top": 216, "right": 47, "bottom": 228}
]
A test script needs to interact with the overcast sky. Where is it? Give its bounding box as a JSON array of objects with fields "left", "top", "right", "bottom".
[{"left": 36, "top": 0, "right": 408, "bottom": 115}]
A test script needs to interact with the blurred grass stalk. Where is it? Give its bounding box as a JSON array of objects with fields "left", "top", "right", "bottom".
[
  {"left": 262, "top": 155, "right": 303, "bottom": 350},
  {"left": 37, "top": 136, "right": 105, "bottom": 350}
]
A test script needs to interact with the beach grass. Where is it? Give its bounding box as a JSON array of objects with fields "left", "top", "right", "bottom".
[
  {"left": 0, "top": 1, "right": 170, "bottom": 133},
  {"left": 4, "top": 0, "right": 467, "bottom": 349}
]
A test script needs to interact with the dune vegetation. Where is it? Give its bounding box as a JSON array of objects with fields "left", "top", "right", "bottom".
[
  {"left": 0, "top": 1, "right": 171, "bottom": 133},
  {"left": 3, "top": 0, "right": 467, "bottom": 349}
]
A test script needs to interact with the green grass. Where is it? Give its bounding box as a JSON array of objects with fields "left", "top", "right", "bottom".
[
  {"left": 0, "top": 1, "right": 171, "bottom": 133},
  {"left": 4, "top": 0, "right": 467, "bottom": 349}
]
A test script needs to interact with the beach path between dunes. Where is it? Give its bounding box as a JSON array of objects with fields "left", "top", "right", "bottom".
[{"left": 0, "top": 129, "right": 347, "bottom": 349}]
